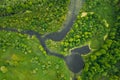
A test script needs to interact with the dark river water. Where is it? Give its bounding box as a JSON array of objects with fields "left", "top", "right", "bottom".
[{"left": 0, "top": 0, "right": 91, "bottom": 80}]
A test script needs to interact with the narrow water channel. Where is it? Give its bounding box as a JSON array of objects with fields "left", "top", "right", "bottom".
[{"left": 44, "top": 0, "right": 85, "bottom": 41}]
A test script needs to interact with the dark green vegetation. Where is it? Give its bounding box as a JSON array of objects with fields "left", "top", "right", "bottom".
[
  {"left": 0, "top": 0, "right": 120, "bottom": 80},
  {"left": 0, "top": 0, "right": 69, "bottom": 34},
  {"left": 81, "top": 0, "right": 120, "bottom": 80}
]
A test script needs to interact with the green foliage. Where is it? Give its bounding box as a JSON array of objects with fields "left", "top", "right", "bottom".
[
  {"left": 0, "top": 0, "right": 70, "bottom": 34},
  {"left": 81, "top": 0, "right": 120, "bottom": 79},
  {"left": 0, "top": 31, "right": 70, "bottom": 80},
  {"left": 47, "top": 10, "right": 109, "bottom": 55},
  {"left": 0, "top": 0, "right": 120, "bottom": 80}
]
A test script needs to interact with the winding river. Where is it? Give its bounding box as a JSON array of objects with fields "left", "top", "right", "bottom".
[{"left": 0, "top": 0, "right": 91, "bottom": 80}]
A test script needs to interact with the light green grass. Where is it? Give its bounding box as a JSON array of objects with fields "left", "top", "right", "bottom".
[{"left": 0, "top": 31, "right": 70, "bottom": 80}]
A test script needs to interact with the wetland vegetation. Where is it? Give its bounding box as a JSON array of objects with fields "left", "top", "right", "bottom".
[{"left": 0, "top": 0, "right": 120, "bottom": 80}]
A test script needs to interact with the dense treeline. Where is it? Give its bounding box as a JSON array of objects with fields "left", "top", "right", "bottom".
[
  {"left": 81, "top": 0, "right": 120, "bottom": 80},
  {"left": 0, "top": 0, "right": 69, "bottom": 34}
]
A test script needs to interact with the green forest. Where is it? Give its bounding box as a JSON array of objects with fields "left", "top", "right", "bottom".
[{"left": 0, "top": 0, "right": 120, "bottom": 80}]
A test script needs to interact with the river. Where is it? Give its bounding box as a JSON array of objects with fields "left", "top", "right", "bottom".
[{"left": 0, "top": 0, "right": 91, "bottom": 80}]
